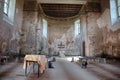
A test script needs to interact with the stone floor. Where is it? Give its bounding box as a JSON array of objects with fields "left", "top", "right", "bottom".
[{"left": 0, "top": 58, "right": 120, "bottom": 80}]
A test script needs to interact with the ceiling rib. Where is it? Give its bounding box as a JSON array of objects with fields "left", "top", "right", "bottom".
[{"left": 40, "top": 4, "right": 82, "bottom": 18}]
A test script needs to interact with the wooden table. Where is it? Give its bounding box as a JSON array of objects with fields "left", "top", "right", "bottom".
[
  {"left": 25, "top": 60, "right": 40, "bottom": 77},
  {"left": 23, "top": 55, "right": 47, "bottom": 77}
]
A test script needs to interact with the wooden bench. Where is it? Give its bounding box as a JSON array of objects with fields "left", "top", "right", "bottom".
[
  {"left": 0, "top": 56, "right": 9, "bottom": 64},
  {"left": 96, "top": 58, "right": 106, "bottom": 63},
  {"left": 79, "top": 57, "right": 106, "bottom": 63}
]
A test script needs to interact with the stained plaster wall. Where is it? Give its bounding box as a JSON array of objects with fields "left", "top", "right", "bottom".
[
  {"left": 36, "top": 15, "right": 43, "bottom": 54},
  {"left": 20, "top": 0, "right": 42, "bottom": 54},
  {"left": 0, "top": 0, "right": 24, "bottom": 55},
  {"left": 0, "top": 0, "right": 119, "bottom": 58},
  {"left": 20, "top": 12, "right": 37, "bottom": 54},
  {"left": 78, "top": 0, "right": 120, "bottom": 57},
  {"left": 97, "top": 0, "right": 120, "bottom": 58},
  {"left": 75, "top": 15, "right": 87, "bottom": 56},
  {"left": 74, "top": 2, "right": 103, "bottom": 57},
  {"left": 84, "top": 0, "right": 120, "bottom": 58},
  {"left": 86, "top": 12, "right": 103, "bottom": 56},
  {"left": 76, "top": 12, "right": 102, "bottom": 57},
  {"left": 47, "top": 18, "right": 79, "bottom": 55}
]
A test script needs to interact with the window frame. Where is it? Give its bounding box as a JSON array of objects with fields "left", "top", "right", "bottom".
[
  {"left": 43, "top": 19, "right": 48, "bottom": 38},
  {"left": 110, "top": 0, "right": 120, "bottom": 25},
  {"left": 3, "top": 0, "right": 10, "bottom": 15},
  {"left": 74, "top": 19, "right": 80, "bottom": 37},
  {"left": 3, "top": 0, "right": 16, "bottom": 25},
  {"left": 77, "top": 21, "right": 80, "bottom": 34},
  {"left": 116, "top": 0, "right": 120, "bottom": 17}
]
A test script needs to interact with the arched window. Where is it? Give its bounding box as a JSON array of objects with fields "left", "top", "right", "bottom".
[
  {"left": 74, "top": 19, "right": 80, "bottom": 37},
  {"left": 110, "top": 0, "right": 120, "bottom": 25},
  {"left": 43, "top": 19, "right": 47, "bottom": 38},
  {"left": 116, "top": 0, "right": 120, "bottom": 17},
  {"left": 3, "top": 0, "right": 16, "bottom": 24},
  {"left": 3, "top": 0, "right": 10, "bottom": 15}
]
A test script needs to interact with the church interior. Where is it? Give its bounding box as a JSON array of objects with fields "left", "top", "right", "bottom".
[{"left": 0, "top": 0, "right": 120, "bottom": 80}]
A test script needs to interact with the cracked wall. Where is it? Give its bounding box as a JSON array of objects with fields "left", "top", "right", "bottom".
[
  {"left": 97, "top": 0, "right": 120, "bottom": 58},
  {"left": 20, "top": 0, "right": 40, "bottom": 54},
  {"left": 47, "top": 18, "right": 79, "bottom": 55},
  {"left": 86, "top": 12, "right": 103, "bottom": 56},
  {"left": 0, "top": 0, "right": 24, "bottom": 55}
]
